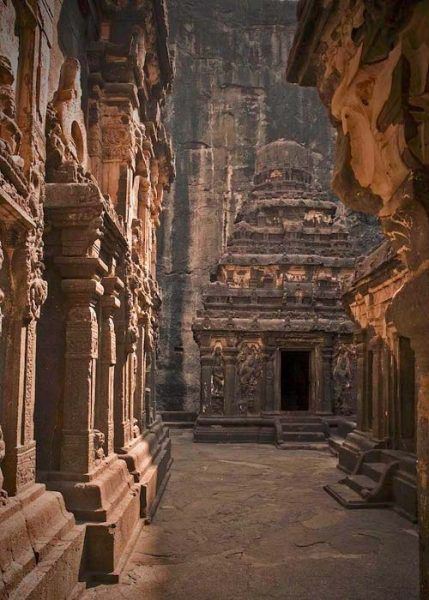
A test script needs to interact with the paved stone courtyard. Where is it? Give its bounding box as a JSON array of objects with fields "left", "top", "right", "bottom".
[{"left": 83, "top": 431, "right": 419, "bottom": 600}]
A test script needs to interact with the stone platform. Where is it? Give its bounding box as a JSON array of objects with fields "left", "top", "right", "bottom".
[
  {"left": 194, "top": 413, "right": 329, "bottom": 450},
  {"left": 0, "top": 484, "right": 85, "bottom": 599}
]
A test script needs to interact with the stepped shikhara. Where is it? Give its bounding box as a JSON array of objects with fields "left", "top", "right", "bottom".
[{"left": 193, "top": 139, "right": 357, "bottom": 443}]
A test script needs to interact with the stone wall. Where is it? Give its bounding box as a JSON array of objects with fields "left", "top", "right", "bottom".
[
  {"left": 157, "top": 0, "right": 337, "bottom": 411},
  {"left": 0, "top": 0, "right": 174, "bottom": 594}
]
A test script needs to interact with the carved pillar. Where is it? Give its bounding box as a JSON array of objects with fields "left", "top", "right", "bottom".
[
  {"left": 114, "top": 288, "right": 137, "bottom": 452},
  {"left": 0, "top": 424, "right": 6, "bottom": 503},
  {"left": 61, "top": 278, "right": 103, "bottom": 475},
  {"left": 370, "top": 337, "right": 383, "bottom": 441},
  {"left": 134, "top": 319, "right": 146, "bottom": 435},
  {"left": 1, "top": 225, "right": 46, "bottom": 495},
  {"left": 200, "top": 354, "right": 213, "bottom": 415},
  {"left": 320, "top": 345, "right": 333, "bottom": 415},
  {"left": 148, "top": 348, "right": 157, "bottom": 425},
  {"left": 415, "top": 344, "right": 429, "bottom": 596},
  {"left": 354, "top": 331, "right": 367, "bottom": 432},
  {"left": 95, "top": 277, "right": 122, "bottom": 457},
  {"left": 223, "top": 352, "right": 237, "bottom": 416},
  {"left": 263, "top": 351, "right": 275, "bottom": 413}
]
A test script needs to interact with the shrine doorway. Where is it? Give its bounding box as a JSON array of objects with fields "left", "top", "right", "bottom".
[{"left": 281, "top": 351, "right": 310, "bottom": 411}]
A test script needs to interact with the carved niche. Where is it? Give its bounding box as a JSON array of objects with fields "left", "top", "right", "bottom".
[
  {"left": 237, "top": 342, "right": 263, "bottom": 414},
  {"left": 332, "top": 342, "right": 357, "bottom": 416},
  {"left": 210, "top": 343, "right": 225, "bottom": 415}
]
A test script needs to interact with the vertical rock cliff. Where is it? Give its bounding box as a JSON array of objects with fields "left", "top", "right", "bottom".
[{"left": 157, "top": 0, "right": 377, "bottom": 411}]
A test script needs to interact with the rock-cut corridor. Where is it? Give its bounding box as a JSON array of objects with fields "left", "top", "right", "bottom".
[{"left": 83, "top": 431, "right": 418, "bottom": 600}]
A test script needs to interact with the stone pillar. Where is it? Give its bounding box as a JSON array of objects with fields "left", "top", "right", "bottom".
[
  {"left": 1, "top": 226, "right": 45, "bottom": 495},
  {"left": 320, "top": 345, "right": 333, "bottom": 415},
  {"left": 61, "top": 278, "right": 103, "bottom": 475},
  {"left": 354, "top": 331, "right": 367, "bottom": 432},
  {"left": 134, "top": 321, "right": 146, "bottom": 434},
  {"left": 370, "top": 337, "right": 383, "bottom": 441},
  {"left": 95, "top": 277, "right": 122, "bottom": 456},
  {"left": 223, "top": 352, "right": 237, "bottom": 416},
  {"left": 314, "top": 345, "right": 323, "bottom": 413},
  {"left": 414, "top": 341, "right": 429, "bottom": 597},
  {"left": 263, "top": 351, "right": 275, "bottom": 412},
  {"left": 200, "top": 354, "right": 213, "bottom": 415},
  {"left": 114, "top": 307, "right": 128, "bottom": 451},
  {"left": 149, "top": 348, "right": 157, "bottom": 425}
]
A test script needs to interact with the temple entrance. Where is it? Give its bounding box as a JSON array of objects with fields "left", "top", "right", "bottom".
[{"left": 281, "top": 351, "right": 310, "bottom": 411}]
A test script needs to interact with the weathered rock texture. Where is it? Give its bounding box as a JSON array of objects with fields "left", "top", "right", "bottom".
[
  {"left": 286, "top": 0, "right": 429, "bottom": 595},
  {"left": 0, "top": 0, "right": 174, "bottom": 595},
  {"left": 157, "top": 0, "right": 338, "bottom": 412}
]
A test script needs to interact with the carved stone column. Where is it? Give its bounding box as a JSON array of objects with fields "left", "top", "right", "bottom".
[
  {"left": 223, "top": 351, "right": 237, "bottom": 416},
  {"left": 320, "top": 344, "right": 334, "bottom": 415},
  {"left": 370, "top": 337, "right": 383, "bottom": 442},
  {"left": 1, "top": 225, "right": 46, "bottom": 495},
  {"left": 200, "top": 354, "right": 213, "bottom": 415},
  {"left": 415, "top": 345, "right": 429, "bottom": 595},
  {"left": 95, "top": 277, "right": 122, "bottom": 457},
  {"left": 60, "top": 277, "right": 104, "bottom": 475},
  {"left": 354, "top": 331, "right": 367, "bottom": 432},
  {"left": 133, "top": 319, "right": 146, "bottom": 434},
  {"left": 0, "top": 424, "right": 6, "bottom": 503},
  {"left": 148, "top": 348, "right": 157, "bottom": 425},
  {"left": 263, "top": 352, "right": 275, "bottom": 413}
]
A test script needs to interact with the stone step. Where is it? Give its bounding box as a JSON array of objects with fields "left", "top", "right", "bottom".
[
  {"left": 163, "top": 421, "right": 195, "bottom": 429},
  {"left": 278, "top": 442, "right": 329, "bottom": 451},
  {"left": 345, "top": 474, "right": 376, "bottom": 495},
  {"left": 361, "top": 461, "right": 387, "bottom": 481},
  {"left": 328, "top": 436, "right": 343, "bottom": 456},
  {"left": 278, "top": 416, "right": 322, "bottom": 423},
  {"left": 281, "top": 422, "right": 325, "bottom": 432},
  {"left": 281, "top": 432, "right": 326, "bottom": 443},
  {"left": 324, "top": 483, "right": 392, "bottom": 510}
]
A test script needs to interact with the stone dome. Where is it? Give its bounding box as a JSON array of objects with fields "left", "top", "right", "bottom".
[{"left": 254, "top": 139, "right": 313, "bottom": 190}]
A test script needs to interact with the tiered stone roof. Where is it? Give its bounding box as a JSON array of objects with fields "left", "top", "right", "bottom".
[{"left": 194, "top": 139, "right": 355, "bottom": 336}]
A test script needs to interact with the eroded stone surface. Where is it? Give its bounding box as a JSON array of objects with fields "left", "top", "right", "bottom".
[{"left": 83, "top": 431, "right": 419, "bottom": 600}]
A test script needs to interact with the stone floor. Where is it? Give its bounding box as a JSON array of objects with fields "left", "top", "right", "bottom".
[{"left": 83, "top": 431, "right": 419, "bottom": 600}]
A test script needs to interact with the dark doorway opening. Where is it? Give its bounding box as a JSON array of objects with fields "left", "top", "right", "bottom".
[{"left": 281, "top": 351, "right": 310, "bottom": 411}]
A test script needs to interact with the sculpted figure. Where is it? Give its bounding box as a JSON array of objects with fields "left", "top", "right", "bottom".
[
  {"left": 25, "top": 225, "right": 48, "bottom": 321},
  {"left": 0, "top": 56, "right": 21, "bottom": 158},
  {"left": 237, "top": 343, "right": 262, "bottom": 413},
  {"left": 333, "top": 343, "right": 357, "bottom": 415},
  {"left": 211, "top": 345, "right": 224, "bottom": 398},
  {"left": 93, "top": 430, "right": 106, "bottom": 461}
]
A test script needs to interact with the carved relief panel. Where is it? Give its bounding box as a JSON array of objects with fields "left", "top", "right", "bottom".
[
  {"left": 210, "top": 342, "right": 225, "bottom": 415},
  {"left": 237, "top": 341, "right": 263, "bottom": 415}
]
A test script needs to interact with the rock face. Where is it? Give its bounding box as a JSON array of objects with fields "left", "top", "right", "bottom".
[{"left": 157, "top": 0, "right": 337, "bottom": 412}]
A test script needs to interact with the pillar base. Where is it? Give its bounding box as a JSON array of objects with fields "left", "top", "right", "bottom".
[
  {"left": 117, "top": 416, "right": 173, "bottom": 521},
  {"left": 0, "top": 483, "right": 85, "bottom": 599},
  {"left": 44, "top": 455, "right": 141, "bottom": 580}
]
